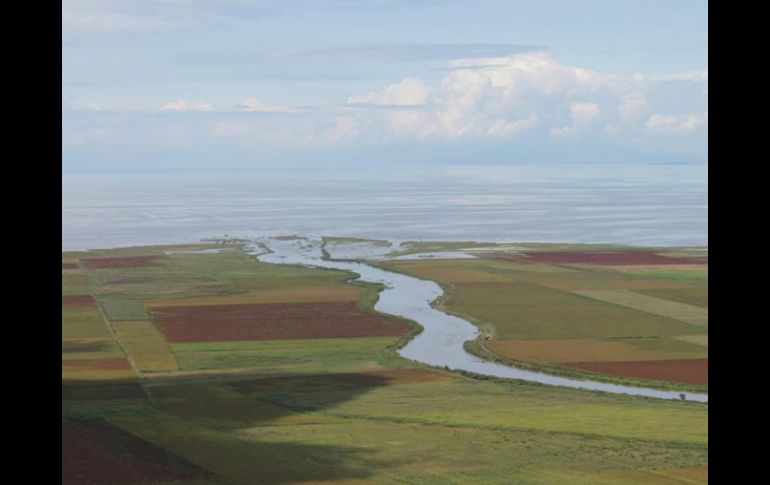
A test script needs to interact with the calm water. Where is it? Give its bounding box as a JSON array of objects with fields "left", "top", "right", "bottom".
[
  {"left": 62, "top": 164, "right": 707, "bottom": 250},
  {"left": 257, "top": 237, "right": 707, "bottom": 402}
]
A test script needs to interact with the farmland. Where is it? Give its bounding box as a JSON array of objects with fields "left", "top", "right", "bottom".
[
  {"left": 151, "top": 301, "right": 411, "bottom": 342},
  {"left": 379, "top": 246, "right": 707, "bottom": 391},
  {"left": 62, "top": 241, "right": 707, "bottom": 484}
]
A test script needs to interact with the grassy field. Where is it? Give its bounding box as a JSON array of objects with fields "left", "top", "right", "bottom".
[
  {"left": 442, "top": 282, "right": 698, "bottom": 339},
  {"left": 62, "top": 242, "right": 707, "bottom": 484},
  {"left": 112, "top": 321, "right": 179, "bottom": 372},
  {"left": 171, "top": 337, "right": 408, "bottom": 373},
  {"left": 379, "top": 248, "right": 707, "bottom": 390}
]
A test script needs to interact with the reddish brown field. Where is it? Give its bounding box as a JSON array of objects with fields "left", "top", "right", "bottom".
[
  {"left": 563, "top": 359, "right": 708, "bottom": 385},
  {"left": 62, "top": 262, "right": 79, "bottom": 269},
  {"left": 62, "top": 295, "right": 96, "bottom": 307},
  {"left": 63, "top": 358, "right": 134, "bottom": 371},
  {"left": 62, "top": 420, "right": 210, "bottom": 485},
  {"left": 486, "top": 338, "right": 705, "bottom": 363},
  {"left": 502, "top": 250, "right": 707, "bottom": 265},
  {"left": 81, "top": 256, "right": 165, "bottom": 269},
  {"left": 152, "top": 301, "right": 412, "bottom": 342}
]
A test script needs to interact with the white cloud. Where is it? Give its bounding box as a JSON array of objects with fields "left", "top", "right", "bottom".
[
  {"left": 350, "top": 52, "right": 607, "bottom": 139},
  {"left": 644, "top": 112, "right": 707, "bottom": 134},
  {"left": 570, "top": 102, "right": 601, "bottom": 123},
  {"left": 162, "top": 99, "right": 214, "bottom": 112},
  {"left": 487, "top": 114, "right": 538, "bottom": 137},
  {"left": 346, "top": 52, "right": 705, "bottom": 141},
  {"left": 237, "top": 97, "right": 294, "bottom": 113},
  {"left": 348, "top": 78, "right": 433, "bottom": 106},
  {"left": 70, "top": 52, "right": 707, "bottom": 151},
  {"left": 549, "top": 125, "right": 577, "bottom": 140},
  {"left": 618, "top": 93, "right": 649, "bottom": 120},
  {"left": 317, "top": 116, "right": 360, "bottom": 144}
]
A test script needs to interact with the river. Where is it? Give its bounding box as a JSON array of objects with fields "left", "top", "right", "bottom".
[{"left": 255, "top": 236, "right": 708, "bottom": 403}]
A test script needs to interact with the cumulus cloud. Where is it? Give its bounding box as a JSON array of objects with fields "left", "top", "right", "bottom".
[
  {"left": 644, "top": 112, "right": 707, "bottom": 134},
  {"left": 570, "top": 102, "right": 601, "bottom": 123},
  {"left": 346, "top": 52, "right": 707, "bottom": 141},
  {"left": 236, "top": 97, "right": 294, "bottom": 113},
  {"left": 317, "top": 116, "right": 360, "bottom": 145},
  {"left": 69, "top": 52, "right": 707, "bottom": 154},
  {"left": 162, "top": 99, "right": 214, "bottom": 112},
  {"left": 487, "top": 114, "right": 539, "bottom": 137},
  {"left": 348, "top": 78, "right": 432, "bottom": 106},
  {"left": 549, "top": 125, "right": 577, "bottom": 140},
  {"left": 618, "top": 93, "right": 649, "bottom": 120}
]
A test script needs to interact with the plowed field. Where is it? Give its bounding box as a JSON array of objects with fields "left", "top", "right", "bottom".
[
  {"left": 62, "top": 295, "right": 96, "bottom": 306},
  {"left": 563, "top": 359, "right": 708, "bottom": 385},
  {"left": 81, "top": 256, "right": 166, "bottom": 269},
  {"left": 62, "top": 420, "right": 210, "bottom": 484},
  {"left": 515, "top": 251, "right": 707, "bottom": 265},
  {"left": 152, "top": 301, "right": 412, "bottom": 342}
]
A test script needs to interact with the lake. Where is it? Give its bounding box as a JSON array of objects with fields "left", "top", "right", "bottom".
[{"left": 62, "top": 163, "right": 707, "bottom": 250}]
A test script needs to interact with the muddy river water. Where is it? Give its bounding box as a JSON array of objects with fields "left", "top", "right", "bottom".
[{"left": 255, "top": 237, "right": 707, "bottom": 403}]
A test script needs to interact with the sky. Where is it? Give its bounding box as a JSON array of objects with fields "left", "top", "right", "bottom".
[{"left": 62, "top": 0, "right": 708, "bottom": 171}]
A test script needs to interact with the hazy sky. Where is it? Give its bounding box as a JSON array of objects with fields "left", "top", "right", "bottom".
[{"left": 62, "top": 0, "right": 708, "bottom": 171}]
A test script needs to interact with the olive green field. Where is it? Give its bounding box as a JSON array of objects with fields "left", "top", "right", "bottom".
[{"left": 62, "top": 241, "right": 707, "bottom": 485}]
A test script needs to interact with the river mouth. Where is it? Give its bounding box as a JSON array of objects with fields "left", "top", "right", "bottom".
[{"left": 255, "top": 236, "right": 707, "bottom": 403}]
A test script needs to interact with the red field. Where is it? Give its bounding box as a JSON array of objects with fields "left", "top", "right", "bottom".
[
  {"left": 563, "top": 359, "right": 708, "bottom": 385},
  {"left": 510, "top": 250, "right": 707, "bottom": 265},
  {"left": 152, "top": 301, "right": 412, "bottom": 342},
  {"left": 62, "top": 262, "right": 79, "bottom": 269},
  {"left": 62, "top": 295, "right": 96, "bottom": 306},
  {"left": 81, "top": 256, "right": 166, "bottom": 269},
  {"left": 62, "top": 420, "right": 210, "bottom": 484}
]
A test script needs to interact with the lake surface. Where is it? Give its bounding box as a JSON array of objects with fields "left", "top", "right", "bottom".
[
  {"left": 257, "top": 237, "right": 707, "bottom": 402},
  {"left": 62, "top": 164, "right": 707, "bottom": 250}
]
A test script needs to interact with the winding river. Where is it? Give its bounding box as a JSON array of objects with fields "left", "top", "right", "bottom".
[{"left": 255, "top": 237, "right": 708, "bottom": 403}]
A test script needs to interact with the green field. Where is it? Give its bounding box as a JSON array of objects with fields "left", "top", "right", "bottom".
[
  {"left": 98, "top": 298, "right": 150, "bottom": 321},
  {"left": 443, "top": 282, "right": 698, "bottom": 339},
  {"left": 62, "top": 242, "right": 707, "bottom": 484},
  {"left": 634, "top": 288, "right": 709, "bottom": 308},
  {"left": 171, "top": 337, "right": 408, "bottom": 373},
  {"left": 379, "top": 250, "right": 708, "bottom": 391}
]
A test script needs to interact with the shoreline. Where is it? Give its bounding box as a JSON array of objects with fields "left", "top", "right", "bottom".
[
  {"left": 63, "top": 236, "right": 707, "bottom": 401},
  {"left": 254, "top": 237, "right": 708, "bottom": 402}
]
